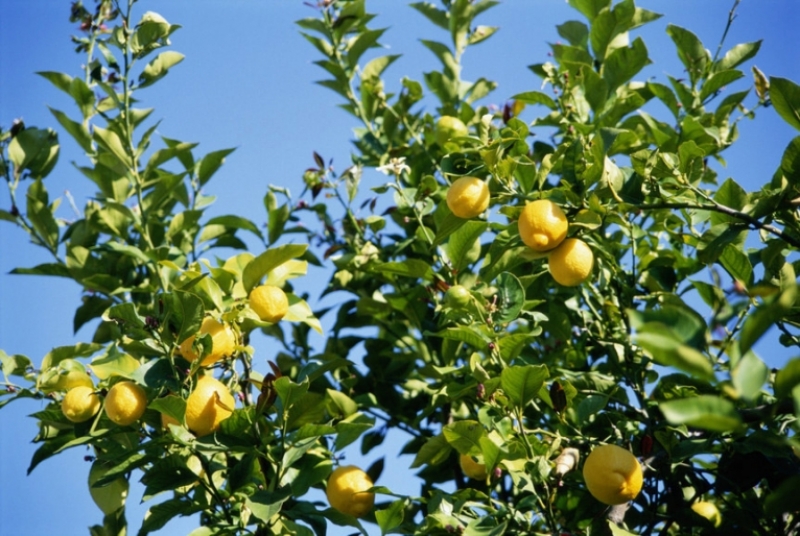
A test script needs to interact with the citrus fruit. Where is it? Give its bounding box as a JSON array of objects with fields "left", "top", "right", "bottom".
[
  {"left": 326, "top": 465, "right": 375, "bottom": 518},
  {"left": 104, "top": 381, "right": 147, "bottom": 426},
  {"left": 185, "top": 375, "right": 235, "bottom": 437},
  {"left": 517, "top": 199, "right": 568, "bottom": 252},
  {"left": 445, "top": 285, "right": 471, "bottom": 308},
  {"left": 179, "top": 317, "right": 236, "bottom": 367},
  {"left": 446, "top": 177, "right": 490, "bottom": 219},
  {"left": 61, "top": 385, "right": 101, "bottom": 423},
  {"left": 249, "top": 285, "right": 289, "bottom": 323},
  {"left": 548, "top": 238, "right": 594, "bottom": 287},
  {"left": 40, "top": 358, "right": 94, "bottom": 393},
  {"left": 691, "top": 501, "right": 722, "bottom": 527},
  {"left": 435, "top": 115, "right": 468, "bottom": 146},
  {"left": 582, "top": 444, "right": 643, "bottom": 505},
  {"left": 89, "top": 460, "right": 129, "bottom": 515},
  {"left": 459, "top": 454, "right": 488, "bottom": 480}
]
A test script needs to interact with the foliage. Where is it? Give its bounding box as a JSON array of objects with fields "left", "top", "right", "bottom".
[{"left": 3, "top": 0, "right": 800, "bottom": 535}]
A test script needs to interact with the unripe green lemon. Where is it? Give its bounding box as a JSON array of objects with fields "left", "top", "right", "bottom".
[
  {"left": 692, "top": 501, "right": 722, "bottom": 527},
  {"left": 435, "top": 116, "right": 468, "bottom": 146},
  {"left": 445, "top": 285, "right": 471, "bottom": 308}
]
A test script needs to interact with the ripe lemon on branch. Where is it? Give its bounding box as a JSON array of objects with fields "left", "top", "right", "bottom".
[
  {"left": 179, "top": 317, "right": 237, "bottom": 367},
  {"left": 61, "top": 385, "right": 100, "bottom": 423},
  {"left": 104, "top": 381, "right": 147, "bottom": 426},
  {"left": 326, "top": 465, "right": 375, "bottom": 518},
  {"left": 582, "top": 444, "right": 643, "bottom": 505},
  {"left": 434, "top": 115, "right": 468, "bottom": 146},
  {"left": 185, "top": 375, "right": 235, "bottom": 437},
  {"left": 446, "top": 177, "right": 489, "bottom": 219},
  {"left": 548, "top": 238, "right": 594, "bottom": 286},
  {"left": 517, "top": 199, "right": 568, "bottom": 252},
  {"left": 459, "top": 454, "right": 488, "bottom": 481},
  {"left": 249, "top": 285, "right": 289, "bottom": 323}
]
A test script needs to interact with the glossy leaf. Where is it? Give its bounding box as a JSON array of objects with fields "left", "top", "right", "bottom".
[
  {"left": 659, "top": 395, "right": 743, "bottom": 432},
  {"left": 501, "top": 365, "right": 548, "bottom": 408}
]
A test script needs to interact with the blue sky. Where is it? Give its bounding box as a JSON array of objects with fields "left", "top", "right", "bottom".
[{"left": 1, "top": 1, "right": 799, "bottom": 534}]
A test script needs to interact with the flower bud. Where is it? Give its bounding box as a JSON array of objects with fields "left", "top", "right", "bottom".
[{"left": 554, "top": 447, "right": 580, "bottom": 478}]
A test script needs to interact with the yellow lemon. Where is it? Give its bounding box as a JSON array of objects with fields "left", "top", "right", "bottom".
[
  {"left": 104, "top": 381, "right": 147, "bottom": 426},
  {"left": 517, "top": 199, "right": 568, "bottom": 252},
  {"left": 583, "top": 444, "right": 643, "bottom": 505},
  {"left": 548, "top": 238, "right": 594, "bottom": 286},
  {"left": 179, "top": 317, "right": 236, "bottom": 367},
  {"left": 434, "top": 115, "right": 468, "bottom": 146},
  {"left": 326, "top": 465, "right": 375, "bottom": 518},
  {"left": 61, "top": 385, "right": 101, "bottom": 423},
  {"left": 185, "top": 375, "right": 235, "bottom": 437},
  {"left": 446, "top": 177, "right": 489, "bottom": 219},
  {"left": 692, "top": 501, "right": 722, "bottom": 527},
  {"left": 89, "top": 461, "right": 129, "bottom": 515},
  {"left": 459, "top": 454, "right": 488, "bottom": 480},
  {"left": 249, "top": 285, "right": 289, "bottom": 323}
]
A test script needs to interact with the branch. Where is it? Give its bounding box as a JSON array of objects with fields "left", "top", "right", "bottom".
[{"left": 636, "top": 201, "right": 800, "bottom": 250}]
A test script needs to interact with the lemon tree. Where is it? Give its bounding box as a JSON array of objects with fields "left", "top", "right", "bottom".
[{"left": 2, "top": 0, "right": 800, "bottom": 535}]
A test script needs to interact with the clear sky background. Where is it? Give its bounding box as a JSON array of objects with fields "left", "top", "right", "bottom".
[{"left": 1, "top": 1, "right": 799, "bottom": 535}]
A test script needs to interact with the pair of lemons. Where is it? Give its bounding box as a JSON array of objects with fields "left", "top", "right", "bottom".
[{"left": 446, "top": 178, "right": 594, "bottom": 287}]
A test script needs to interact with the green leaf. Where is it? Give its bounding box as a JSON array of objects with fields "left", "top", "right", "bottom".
[
  {"left": 713, "top": 40, "right": 761, "bottom": 72},
  {"left": 68, "top": 78, "right": 95, "bottom": 119},
  {"left": 740, "top": 285, "right": 797, "bottom": 354},
  {"left": 376, "top": 499, "right": 408, "bottom": 535},
  {"left": 501, "top": 364, "right": 549, "bottom": 408},
  {"left": 247, "top": 488, "right": 293, "bottom": 524},
  {"left": 764, "top": 475, "right": 800, "bottom": 518},
  {"left": 11, "top": 263, "right": 71, "bottom": 278},
  {"left": 443, "top": 420, "right": 486, "bottom": 455},
  {"left": 1, "top": 350, "right": 32, "bottom": 380},
  {"left": 700, "top": 69, "right": 744, "bottom": 102},
  {"left": 368, "top": 259, "right": 435, "bottom": 281},
  {"left": 326, "top": 389, "right": 358, "bottom": 418},
  {"left": 347, "top": 28, "right": 386, "bottom": 70},
  {"left": 510, "top": 91, "right": 557, "bottom": 110},
  {"left": 37, "top": 71, "right": 73, "bottom": 94},
  {"left": 635, "top": 327, "right": 714, "bottom": 381},
  {"left": 197, "top": 148, "right": 235, "bottom": 186},
  {"left": 667, "top": 24, "right": 709, "bottom": 86},
  {"left": 410, "top": 2, "right": 449, "bottom": 30},
  {"left": 557, "top": 20, "right": 589, "bottom": 48},
  {"left": 659, "top": 395, "right": 743, "bottom": 432},
  {"left": 732, "top": 351, "right": 768, "bottom": 402},
  {"left": 775, "top": 358, "right": 800, "bottom": 399},
  {"left": 602, "top": 37, "right": 650, "bottom": 92},
  {"left": 161, "top": 291, "right": 205, "bottom": 346},
  {"left": 568, "top": 0, "right": 611, "bottom": 22},
  {"left": 362, "top": 54, "right": 401, "bottom": 81},
  {"left": 138, "top": 497, "right": 200, "bottom": 536},
  {"left": 445, "top": 221, "right": 487, "bottom": 272},
  {"left": 242, "top": 244, "right": 308, "bottom": 292},
  {"left": 8, "top": 128, "right": 59, "bottom": 179},
  {"left": 711, "top": 178, "right": 748, "bottom": 225},
  {"left": 771, "top": 77, "right": 800, "bottom": 132},
  {"left": 49, "top": 107, "right": 92, "bottom": 152},
  {"left": 93, "top": 125, "right": 130, "bottom": 167},
  {"left": 410, "top": 434, "right": 452, "bottom": 468},
  {"left": 495, "top": 272, "right": 525, "bottom": 323},
  {"left": 205, "top": 215, "right": 264, "bottom": 241},
  {"left": 149, "top": 395, "right": 186, "bottom": 424},
  {"left": 41, "top": 342, "right": 103, "bottom": 370},
  {"left": 427, "top": 326, "right": 490, "bottom": 351},
  {"left": 781, "top": 136, "right": 800, "bottom": 184},
  {"left": 274, "top": 376, "right": 309, "bottom": 413}
]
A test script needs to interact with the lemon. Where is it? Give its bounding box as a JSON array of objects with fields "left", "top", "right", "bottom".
[
  {"left": 185, "top": 375, "right": 235, "bottom": 437},
  {"left": 39, "top": 359, "right": 94, "bottom": 393},
  {"left": 445, "top": 285, "right": 471, "bottom": 308},
  {"left": 249, "top": 285, "right": 289, "bottom": 323},
  {"left": 179, "top": 317, "right": 237, "bottom": 367},
  {"left": 583, "top": 444, "right": 643, "bottom": 505},
  {"left": 459, "top": 454, "right": 488, "bottom": 481},
  {"left": 61, "top": 385, "right": 101, "bottom": 423},
  {"left": 691, "top": 501, "right": 722, "bottom": 527},
  {"left": 326, "top": 465, "right": 375, "bottom": 518},
  {"left": 104, "top": 381, "right": 147, "bottom": 426},
  {"left": 517, "top": 199, "right": 568, "bottom": 252},
  {"left": 435, "top": 116, "right": 468, "bottom": 146},
  {"left": 446, "top": 177, "right": 490, "bottom": 219},
  {"left": 548, "top": 238, "right": 594, "bottom": 286}
]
